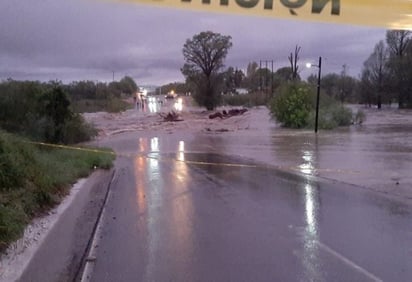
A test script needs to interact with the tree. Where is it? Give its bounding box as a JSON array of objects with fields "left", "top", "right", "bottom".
[
  {"left": 157, "top": 82, "right": 190, "bottom": 95},
  {"left": 246, "top": 62, "right": 258, "bottom": 78},
  {"left": 222, "top": 66, "right": 236, "bottom": 93},
  {"left": 288, "top": 45, "right": 301, "bottom": 81},
  {"left": 40, "top": 85, "right": 72, "bottom": 143},
  {"left": 182, "top": 31, "right": 233, "bottom": 110},
  {"left": 67, "top": 81, "right": 96, "bottom": 100},
  {"left": 386, "top": 30, "right": 410, "bottom": 57},
  {"left": 234, "top": 68, "right": 245, "bottom": 88},
  {"left": 275, "top": 66, "right": 294, "bottom": 82},
  {"left": 321, "top": 73, "right": 340, "bottom": 99},
  {"left": 338, "top": 65, "right": 357, "bottom": 104},
  {"left": 360, "top": 41, "right": 389, "bottom": 109},
  {"left": 386, "top": 30, "right": 411, "bottom": 108},
  {"left": 119, "top": 76, "right": 138, "bottom": 95}
]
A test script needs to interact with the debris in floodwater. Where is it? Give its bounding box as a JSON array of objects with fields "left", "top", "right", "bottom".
[
  {"left": 159, "top": 111, "right": 183, "bottom": 122},
  {"left": 205, "top": 128, "right": 230, "bottom": 132},
  {"left": 209, "top": 108, "right": 248, "bottom": 119}
]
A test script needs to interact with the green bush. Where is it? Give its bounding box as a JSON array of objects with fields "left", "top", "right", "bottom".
[
  {"left": 332, "top": 106, "right": 353, "bottom": 126},
  {"left": 306, "top": 104, "right": 353, "bottom": 129},
  {"left": 270, "top": 82, "right": 355, "bottom": 130},
  {"left": 270, "top": 83, "right": 312, "bottom": 128},
  {"left": 62, "top": 114, "right": 98, "bottom": 144}
]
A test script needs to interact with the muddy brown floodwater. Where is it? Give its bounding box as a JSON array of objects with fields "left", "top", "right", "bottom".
[{"left": 84, "top": 99, "right": 412, "bottom": 200}]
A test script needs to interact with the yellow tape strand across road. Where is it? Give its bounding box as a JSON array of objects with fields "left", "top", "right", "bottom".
[
  {"left": 26, "top": 141, "right": 116, "bottom": 156},
  {"left": 27, "top": 141, "right": 361, "bottom": 176},
  {"left": 120, "top": 0, "right": 412, "bottom": 30}
]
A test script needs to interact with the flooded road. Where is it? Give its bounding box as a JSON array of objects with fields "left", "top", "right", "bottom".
[
  {"left": 86, "top": 113, "right": 412, "bottom": 281},
  {"left": 215, "top": 106, "right": 412, "bottom": 199},
  {"left": 86, "top": 101, "right": 412, "bottom": 199}
]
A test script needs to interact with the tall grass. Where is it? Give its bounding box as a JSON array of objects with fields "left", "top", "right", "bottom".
[{"left": 0, "top": 131, "right": 115, "bottom": 252}]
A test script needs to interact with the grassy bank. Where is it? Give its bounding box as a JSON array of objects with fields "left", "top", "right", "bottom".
[{"left": 0, "top": 131, "right": 115, "bottom": 252}]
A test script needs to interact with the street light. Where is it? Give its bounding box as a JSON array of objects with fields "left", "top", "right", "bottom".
[{"left": 306, "top": 56, "right": 322, "bottom": 133}]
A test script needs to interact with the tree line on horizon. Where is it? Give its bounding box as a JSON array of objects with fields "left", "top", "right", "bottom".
[{"left": 178, "top": 30, "right": 412, "bottom": 111}]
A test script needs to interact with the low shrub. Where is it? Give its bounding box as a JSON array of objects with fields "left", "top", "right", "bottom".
[
  {"left": 306, "top": 105, "right": 353, "bottom": 129},
  {"left": 270, "top": 83, "right": 312, "bottom": 128},
  {"left": 270, "top": 82, "right": 356, "bottom": 130}
]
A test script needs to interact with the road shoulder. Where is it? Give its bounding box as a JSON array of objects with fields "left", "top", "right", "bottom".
[{"left": 0, "top": 169, "right": 114, "bottom": 282}]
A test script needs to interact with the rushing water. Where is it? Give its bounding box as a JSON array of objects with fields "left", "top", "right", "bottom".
[{"left": 88, "top": 101, "right": 412, "bottom": 199}]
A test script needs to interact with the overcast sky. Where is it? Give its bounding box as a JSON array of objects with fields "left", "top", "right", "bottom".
[{"left": 0, "top": 0, "right": 387, "bottom": 86}]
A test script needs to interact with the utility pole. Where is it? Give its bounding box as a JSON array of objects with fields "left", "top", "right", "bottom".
[
  {"left": 271, "top": 60, "right": 274, "bottom": 94},
  {"left": 306, "top": 56, "right": 322, "bottom": 133},
  {"left": 315, "top": 57, "right": 322, "bottom": 133},
  {"left": 259, "top": 60, "right": 262, "bottom": 91},
  {"left": 259, "top": 59, "right": 274, "bottom": 97}
]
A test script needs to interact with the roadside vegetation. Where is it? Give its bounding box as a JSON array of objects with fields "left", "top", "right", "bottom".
[
  {"left": 0, "top": 131, "right": 115, "bottom": 252},
  {"left": 0, "top": 77, "right": 134, "bottom": 252},
  {"left": 0, "top": 80, "right": 97, "bottom": 144},
  {"left": 65, "top": 76, "right": 137, "bottom": 113},
  {"left": 269, "top": 83, "right": 356, "bottom": 129},
  {"left": 222, "top": 92, "right": 267, "bottom": 107}
]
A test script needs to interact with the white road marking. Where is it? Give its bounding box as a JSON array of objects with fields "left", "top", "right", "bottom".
[{"left": 317, "top": 241, "right": 383, "bottom": 282}]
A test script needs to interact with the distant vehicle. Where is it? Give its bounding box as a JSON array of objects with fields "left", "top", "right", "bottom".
[
  {"left": 138, "top": 89, "right": 148, "bottom": 101},
  {"left": 165, "top": 91, "right": 177, "bottom": 99}
]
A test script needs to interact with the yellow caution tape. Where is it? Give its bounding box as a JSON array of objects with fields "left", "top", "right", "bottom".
[
  {"left": 26, "top": 141, "right": 116, "bottom": 155},
  {"left": 120, "top": 0, "right": 412, "bottom": 30},
  {"left": 25, "top": 141, "right": 361, "bottom": 175}
]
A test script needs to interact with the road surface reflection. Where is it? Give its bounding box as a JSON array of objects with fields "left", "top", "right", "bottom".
[
  {"left": 134, "top": 137, "right": 195, "bottom": 280},
  {"left": 302, "top": 183, "right": 321, "bottom": 280}
]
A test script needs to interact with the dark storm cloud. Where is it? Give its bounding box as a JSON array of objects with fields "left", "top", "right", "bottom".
[{"left": 0, "top": 0, "right": 386, "bottom": 85}]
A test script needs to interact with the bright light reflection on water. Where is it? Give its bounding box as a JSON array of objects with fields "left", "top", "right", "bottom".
[
  {"left": 305, "top": 184, "right": 315, "bottom": 234},
  {"left": 299, "top": 150, "right": 316, "bottom": 175},
  {"left": 302, "top": 183, "right": 321, "bottom": 280},
  {"left": 178, "top": 141, "right": 185, "bottom": 161},
  {"left": 138, "top": 137, "right": 148, "bottom": 153},
  {"left": 150, "top": 137, "right": 159, "bottom": 152},
  {"left": 174, "top": 98, "right": 183, "bottom": 111}
]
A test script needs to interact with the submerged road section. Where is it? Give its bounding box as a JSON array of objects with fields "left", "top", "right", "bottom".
[{"left": 85, "top": 134, "right": 412, "bottom": 282}]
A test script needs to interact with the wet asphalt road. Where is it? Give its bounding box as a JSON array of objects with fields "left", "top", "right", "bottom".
[{"left": 88, "top": 133, "right": 412, "bottom": 282}]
